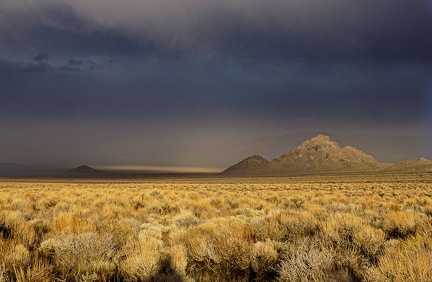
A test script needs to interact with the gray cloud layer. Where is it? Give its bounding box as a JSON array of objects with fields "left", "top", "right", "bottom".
[
  {"left": 0, "top": 0, "right": 431, "bottom": 167},
  {"left": 1, "top": 0, "right": 432, "bottom": 60}
]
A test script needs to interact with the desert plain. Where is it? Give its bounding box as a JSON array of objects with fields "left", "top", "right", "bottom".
[{"left": 1, "top": 172, "right": 432, "bottom": 282}]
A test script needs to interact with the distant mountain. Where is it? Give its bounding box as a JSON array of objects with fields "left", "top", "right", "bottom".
[
  {"left": 223, "top": 134, "right": 399, "bottom": 176},
  {"left": 0, "top": 162, "right": 21, "bottom": 168},
  {"left": 383, "top": 158, "right": 432, "bottom": 173},
  {"left": 0, "top": 162, "right": 40, "bottom": 176},
  {"left": 233, "top": 132, "right": 432, "bottom": 164},
  {"left": 0, "top": 162, "right": 60, "bottom": 177},
  {"left": 267, "top": 134, "right": 387, "bottom": 174},
  {"left": 0, "top": 162, "right": 25, "bottom": 176}
]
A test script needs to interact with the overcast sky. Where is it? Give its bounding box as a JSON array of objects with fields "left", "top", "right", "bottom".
[{"left": 1, "top": 0, "right": 432, "bottom": 168}]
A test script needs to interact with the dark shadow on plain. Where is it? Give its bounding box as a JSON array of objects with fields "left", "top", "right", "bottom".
[{"left": 148, "top": 256, "right": 185, "bottom": 282}]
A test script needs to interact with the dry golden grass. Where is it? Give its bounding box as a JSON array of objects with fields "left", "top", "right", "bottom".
[{"left": 0, "top": 173, "right": 431, "bottom": 281}]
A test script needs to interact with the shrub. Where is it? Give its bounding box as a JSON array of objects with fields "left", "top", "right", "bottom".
[
  {"left": 352, "top": 225, "right": 386, "bottom": 264},
  {"left": 51, "top": 232, "right": 116, "bottom": 281},
  {"left": 12, "top": 259, "right": 54, "bottom": 282},
  {"left": 365, "top": 236, "right": 432, "bottom": 282},
  {"left": 251, "top": 240, "right": 280, "bottom": 280},
  {"left": 179, "top": 218, "right": 254, "bottom": 281},
  {"left": 277, "top": 239, "right": 333, "bottom": 282},
  {"left": 254, "top": 210, "right": 320, "bottom": 242},
  {"left": 167, "top": 244, "right": 188, "bottom": 277},
  {"left": 0, "top": 211, "right": 37, "bottom": 249},
  {"left": 380, "top": 211, "right": 418, "bottom": 239},
  {"left": 119, "top": 236, "right": 162, "bottom": 281},
  {"left": 1, "top": 243, "right": 31, "bottom": 270}
]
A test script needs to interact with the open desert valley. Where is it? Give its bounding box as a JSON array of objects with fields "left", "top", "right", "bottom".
[{"left": 1, "top": 172, "right": 432, "bottom": 282}]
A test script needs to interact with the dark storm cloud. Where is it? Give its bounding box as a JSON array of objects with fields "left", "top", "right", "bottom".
[
  {"left": 0, "top": 56, "right": 111, "bottom": 74},
  {"left": 33, "top": 52, "right": 49, "bottom": 62},
  {"left": 60, "top": 58, "right": 108, "bottom": 71},
  {"left": 1, "top": 0, "right": 431, "bottom": 61},
  {"left": 0, "top": 2, "right": 149, "bottom": 59}
]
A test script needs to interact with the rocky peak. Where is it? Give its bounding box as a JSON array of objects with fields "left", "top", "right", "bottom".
[
  {"left": 269, "top": 134, "right": 382, "bottom": 173},
  {"left": 311, "top": 134, "right": 331, "bottom": 141},
  {"left": 277, "top": 134, "right": 340, "bottom": 159},
  {"left": 299, "top": 134, "right": 339, "bottom": 150}
]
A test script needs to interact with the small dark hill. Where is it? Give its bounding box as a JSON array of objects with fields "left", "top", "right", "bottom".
[
  {"left": 0, "top": 162, "right": 27, "bottom": 176},
  {"left": 66, "top": 165, "right": 103, "bottom": 176},
  {"left": 0, "top": 163, "right": 61, "bottom": 177},
  {"left": 0, "top": 162, "right": 22, "bottom": 170},
  {"left": 223, "top": 155, "right": 269, "bottom": 174}
]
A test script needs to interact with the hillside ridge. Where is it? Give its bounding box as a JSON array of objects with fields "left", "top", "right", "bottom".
[{"left": 223, "top": 134, "right": 430, "bottom": 175}]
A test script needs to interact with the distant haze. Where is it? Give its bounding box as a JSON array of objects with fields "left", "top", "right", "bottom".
[{"left": 96, "top": 166, "right": 222, "bottom": 173}]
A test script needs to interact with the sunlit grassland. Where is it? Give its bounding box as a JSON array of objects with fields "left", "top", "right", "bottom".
[{"left": 0, "top": 174, "right": 432, "bottom": 281}]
